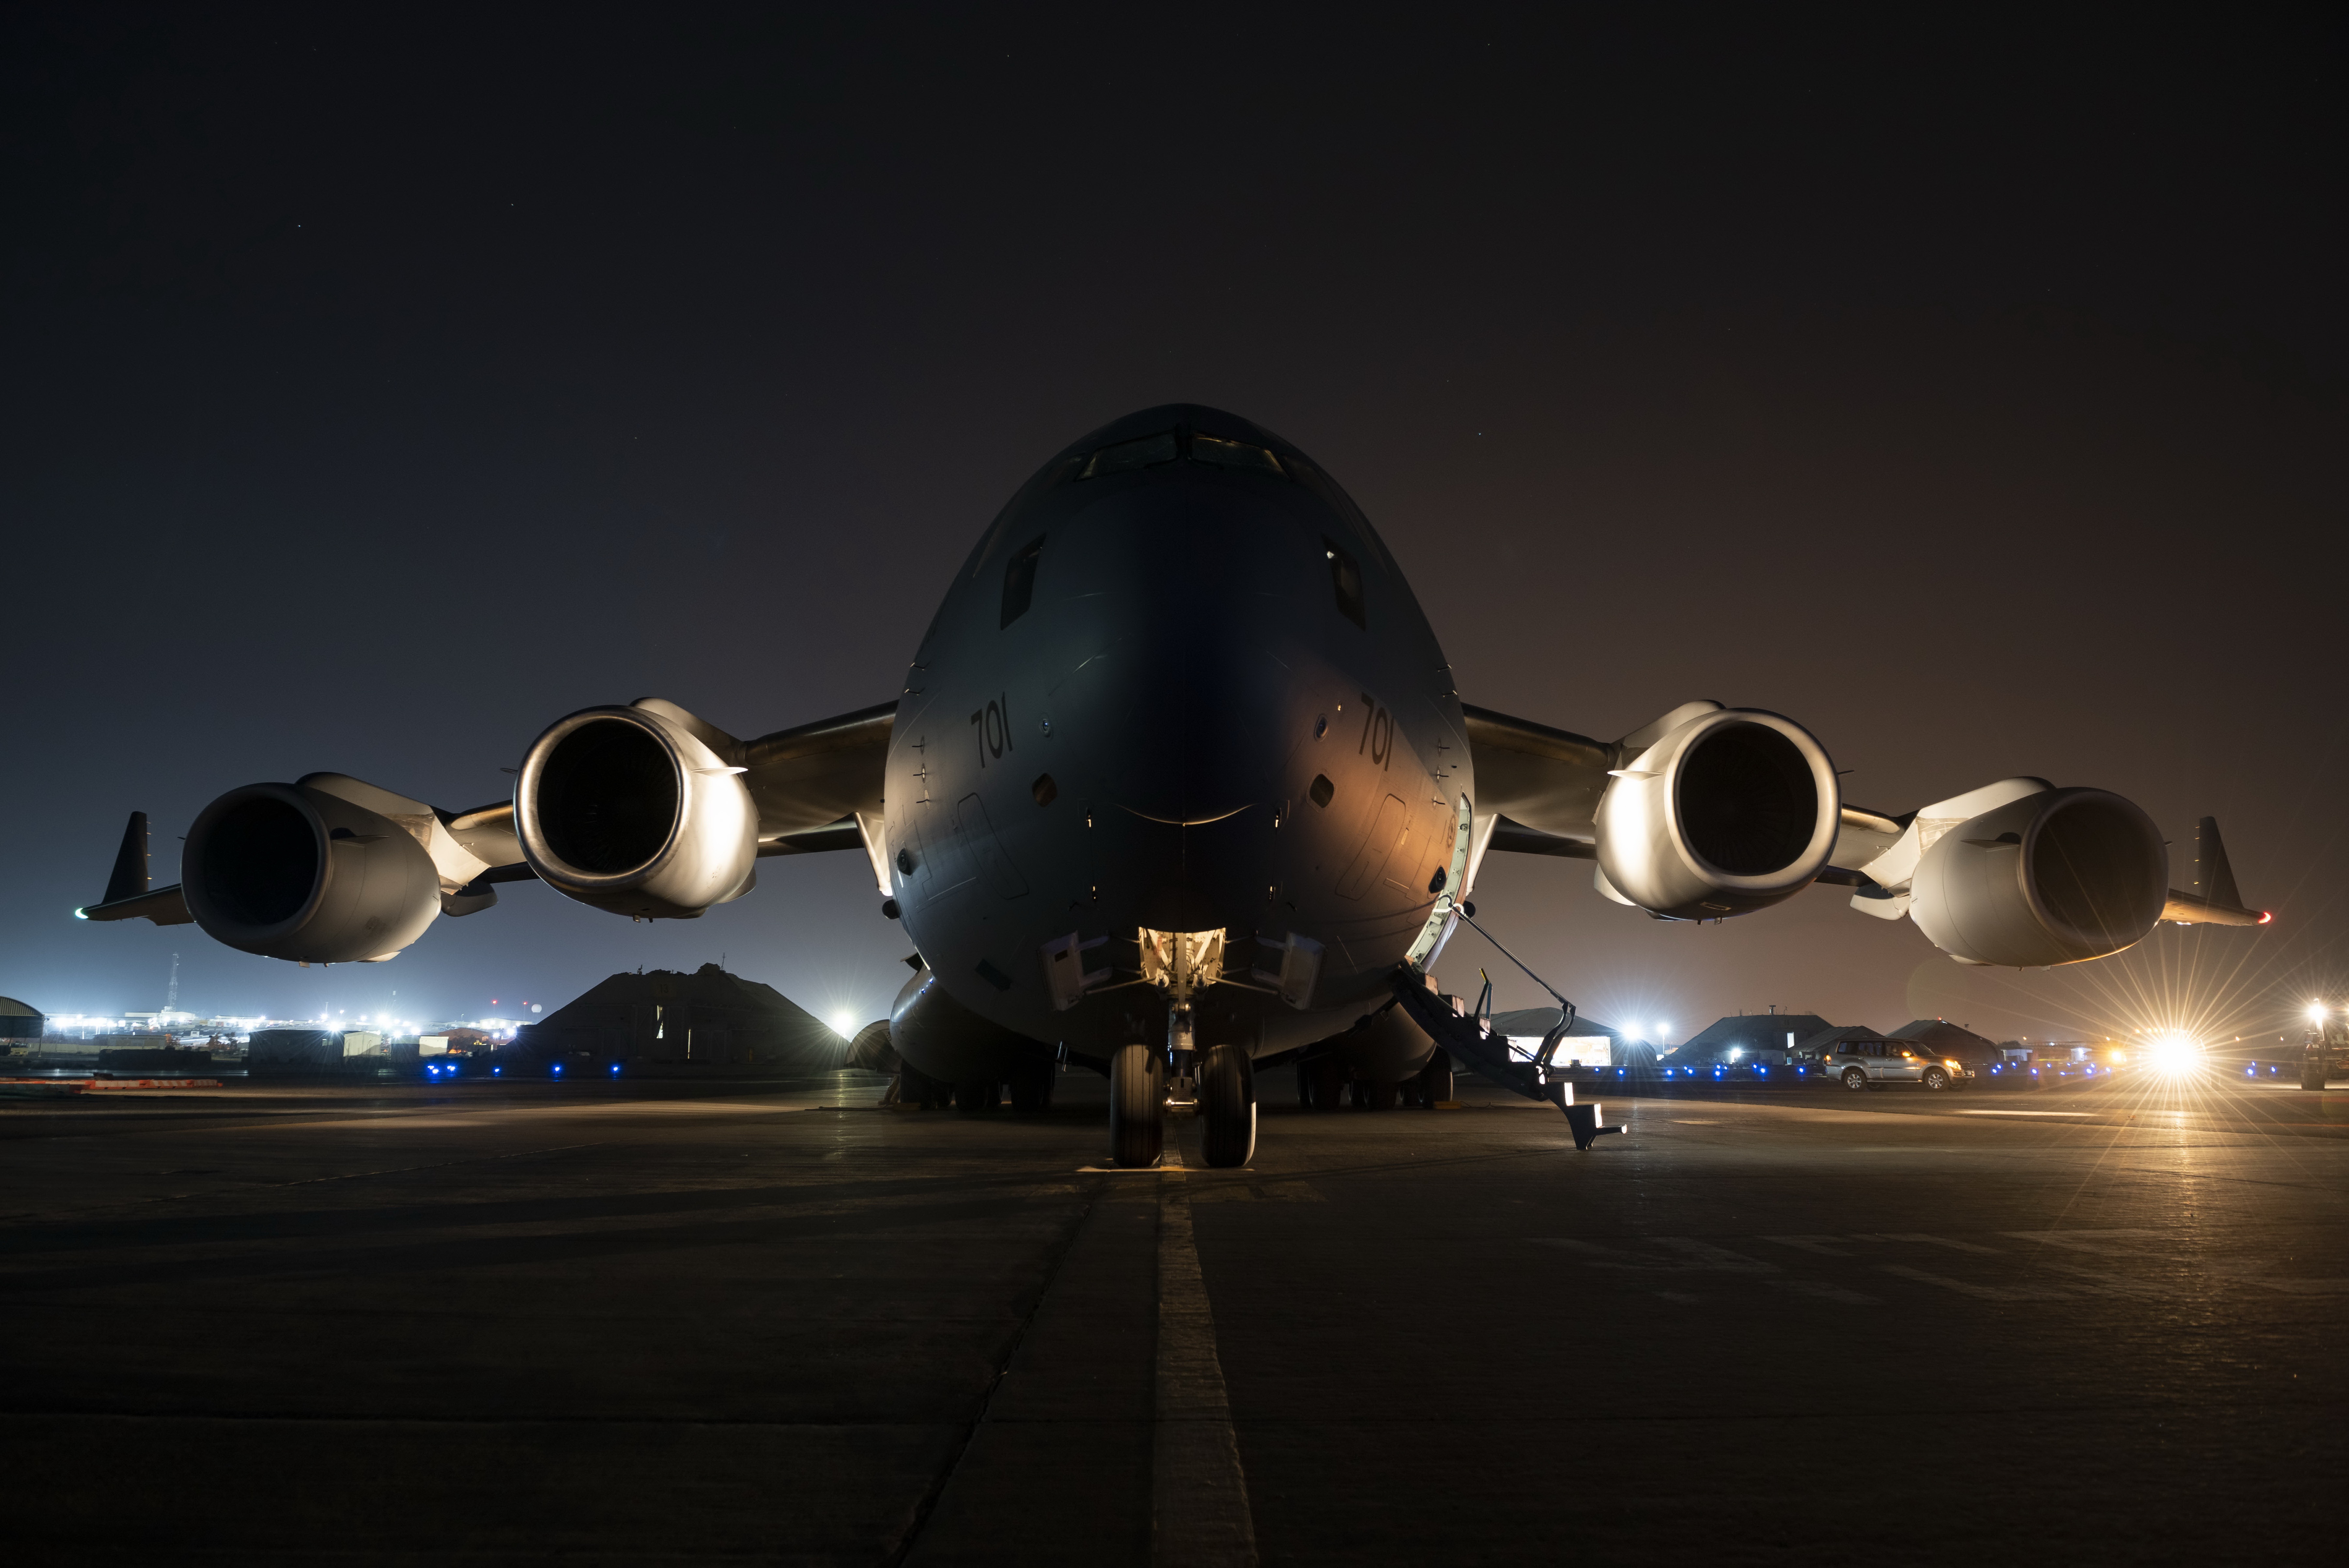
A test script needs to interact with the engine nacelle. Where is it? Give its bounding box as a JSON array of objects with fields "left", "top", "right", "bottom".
[
  {"left": 184, "top": 783, "right": 441, "bottom": 963},
  {"left": 515, "top": 704, "right": 757, "bottom": 919},
  {"left": 1910, "top": 787, "right": 2166, "bottom": 966},
  {"left": 1594, "top": 708, "right": 1840, "bottom": 920}
]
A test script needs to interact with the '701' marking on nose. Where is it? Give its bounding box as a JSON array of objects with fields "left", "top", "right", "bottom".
[
  {"left": 1358, "top": 693, "right": 1394, "bottom": 769},
  {"left": 970, "top": 693, "right": 1015, "bottom": 768}
]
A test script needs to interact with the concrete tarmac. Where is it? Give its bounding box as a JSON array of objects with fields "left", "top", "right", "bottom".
[{"left": 2, "top": 1069, "right": 2343, "bottom": 1564}]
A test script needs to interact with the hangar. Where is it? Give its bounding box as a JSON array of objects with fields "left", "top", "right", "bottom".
[
  {"left": 517, "top": 964, "right": 841, "bottom": 1074},
  {"left": 0, "top": 996, "right": 42, "bottom": 1040}
]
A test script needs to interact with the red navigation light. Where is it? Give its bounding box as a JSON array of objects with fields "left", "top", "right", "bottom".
[{"left": 2258, "top": 911, "right": 2274, "bottom": 924}]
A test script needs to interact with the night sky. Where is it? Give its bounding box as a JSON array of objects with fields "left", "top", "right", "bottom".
[{"left": 5, "top": 8, "right": 2342, "bottom": 1048}]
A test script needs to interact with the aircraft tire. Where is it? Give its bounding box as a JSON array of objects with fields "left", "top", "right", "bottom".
[
  {"left": 1423, "top": 1065, "right": 1455, "bottom": 1105},
  {"left": 954, "top": 1078, "right": 1001, "bottom": 1113},
  {"left": 1200, "top": 1044, "right": 1256, "bottom": 1168},
  {"left": 1311, "top": 1057, "right": 1345, "bottom": 1110},
  {"left": 1295, "top": 1061, "right": 1314, "bottom": 1107},
  {"left": 1368, "top": 1079, "right": 1400, "bottom": 1111},
  {"left": 1108, "top": 1044, "right": 1165, "bottom": 1168}
]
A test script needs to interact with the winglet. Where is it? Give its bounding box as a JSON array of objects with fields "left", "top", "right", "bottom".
[
  {"left": 2158, "top": 816, "right": 2270, "bottom": 927},
  {"left": 103, "top": 811, "right": 150, "bottom": 905},
  {"left": 2192, "top": 817, "right": 2243, "bottom": 909},
  {"left": 78, "top": 810, "right": 193, "bottom": 925}
]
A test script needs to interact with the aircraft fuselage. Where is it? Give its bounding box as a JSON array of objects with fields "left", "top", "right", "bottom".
[{"left": 886, "top": 406, "right": 1470, "bottom": 1081}]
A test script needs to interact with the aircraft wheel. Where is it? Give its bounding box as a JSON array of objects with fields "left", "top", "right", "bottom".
[
  {"left": 954, "top": 1078, "right": 1001, "bottom": 1113},
  {"left": 1368, "top": 1079, "right": 1400, "bottom": 1111},
  {"left": 1311, "top": 1057, "right": 1345, "bottom": 1110},
  {"left": 900, "top": 1063, "right": 943, "bottom": 1109},
  {"left": 1295, "top": 1060, "right": 1314, "bottom": 1107},
  {"left": 1200, "top": 1044, "right": 1257, "bottom": 1168},
  {"left": 1108, "top": 1044, "right": 1165, "bottom": 1168},
  {"left": 1423, "top": 1064, "right": 1455, "bottom": 1105}
]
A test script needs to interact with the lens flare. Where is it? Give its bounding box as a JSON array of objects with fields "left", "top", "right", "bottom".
[{"left": 2146, "top": 1031, "right": 2202, "bottom": 1077}]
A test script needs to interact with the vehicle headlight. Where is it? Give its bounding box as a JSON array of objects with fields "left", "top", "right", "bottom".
[{"left": 1943, "top": 1059, "right": 1962, "bottom": 1071}]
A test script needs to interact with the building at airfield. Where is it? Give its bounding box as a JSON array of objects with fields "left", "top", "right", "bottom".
[{"left": 516, "top": 964, "right": 842, "bottom": 1074}]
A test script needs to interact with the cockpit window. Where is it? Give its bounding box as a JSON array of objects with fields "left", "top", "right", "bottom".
[
  {"left": 1080, "top": 431, "right": 1179, "bottom": 478},
  {"left": 1190, "top": 433, "right": 1284, "bottom": 474},
  {"left": 1001, "top": 535, "right": 1045, "bottom": 628},
  {"left": 1073, "top": 428, "right": 1289, "bottom": 482},
  {"left": 1323, "top": 536, "right": 1366, "bottom": 629}
]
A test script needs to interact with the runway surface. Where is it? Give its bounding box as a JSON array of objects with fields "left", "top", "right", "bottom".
[{"left": 3, "top": 1069, "right": 2344, "bottom": 1564}]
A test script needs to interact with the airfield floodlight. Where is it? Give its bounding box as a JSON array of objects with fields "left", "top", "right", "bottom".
[
  {"left": 2309, "top": 1001, "right": 2328, "bottom": 1023},
  {"left": 2148, "top": 1032, "right": 2202, "bottom": 1077}
]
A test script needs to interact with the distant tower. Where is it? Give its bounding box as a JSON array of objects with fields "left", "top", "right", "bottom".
[{"left": 166, "top": 953, "right": 179, "bottom": 1012}]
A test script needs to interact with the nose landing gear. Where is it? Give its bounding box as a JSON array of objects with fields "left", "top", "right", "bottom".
[
  {"left": 1108, "top": 1043, "right": 1165, "bottom": 1168},
  {"left": 1199, "top": 1044, "right": 1256, "bottom": 1168}
]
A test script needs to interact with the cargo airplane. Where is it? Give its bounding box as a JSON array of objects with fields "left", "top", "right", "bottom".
[{"left": 80, "top": 406, "right": 2270, "bottom": 1165}]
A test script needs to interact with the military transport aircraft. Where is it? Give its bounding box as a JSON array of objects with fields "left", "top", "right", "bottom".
[{"left": 78, "top": 405, "right": 2270, "bottom": 1167}]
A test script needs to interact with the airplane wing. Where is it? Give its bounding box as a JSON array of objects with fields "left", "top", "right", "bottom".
[
  {"left": 1464, "top": 698, "right": 2267, "bottom": 964},
  {"left": 1460, "top": 704, "right": 1613, "bottom": 843},
  {"left": 638, "top": 697, "right": 893, "bottom": 880},
  {"left": 432, "top": 699, "right": 897, "bottom": 864},
  {"left": 78, "top": 698, "right": 900, "bottom": 952}
]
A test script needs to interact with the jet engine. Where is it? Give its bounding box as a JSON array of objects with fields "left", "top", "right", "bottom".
[
  {"left": 514, "top": 703, "right": 757, "bottom": 919},
  {"left": 1909, "top": 787, "right": 2166, "bottom": 966},
  {"left": 183, "top": 782, "right": 442, "bottom": 963},
  {"left": 1593, "top": 707, "right": 1840, "bottom": 920}
]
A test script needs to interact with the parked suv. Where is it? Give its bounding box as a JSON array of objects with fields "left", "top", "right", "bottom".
[{"left": 1831, "top": 1038, "right": 1973, "bottom": 1091}]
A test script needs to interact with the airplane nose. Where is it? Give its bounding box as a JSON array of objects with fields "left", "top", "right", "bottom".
[
  {"left": 1069, "top": 496, "right": 1297, "bottom": 819},
  {"left": 1048, "top": 488, "right": 1301, "bottom": 930}
]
